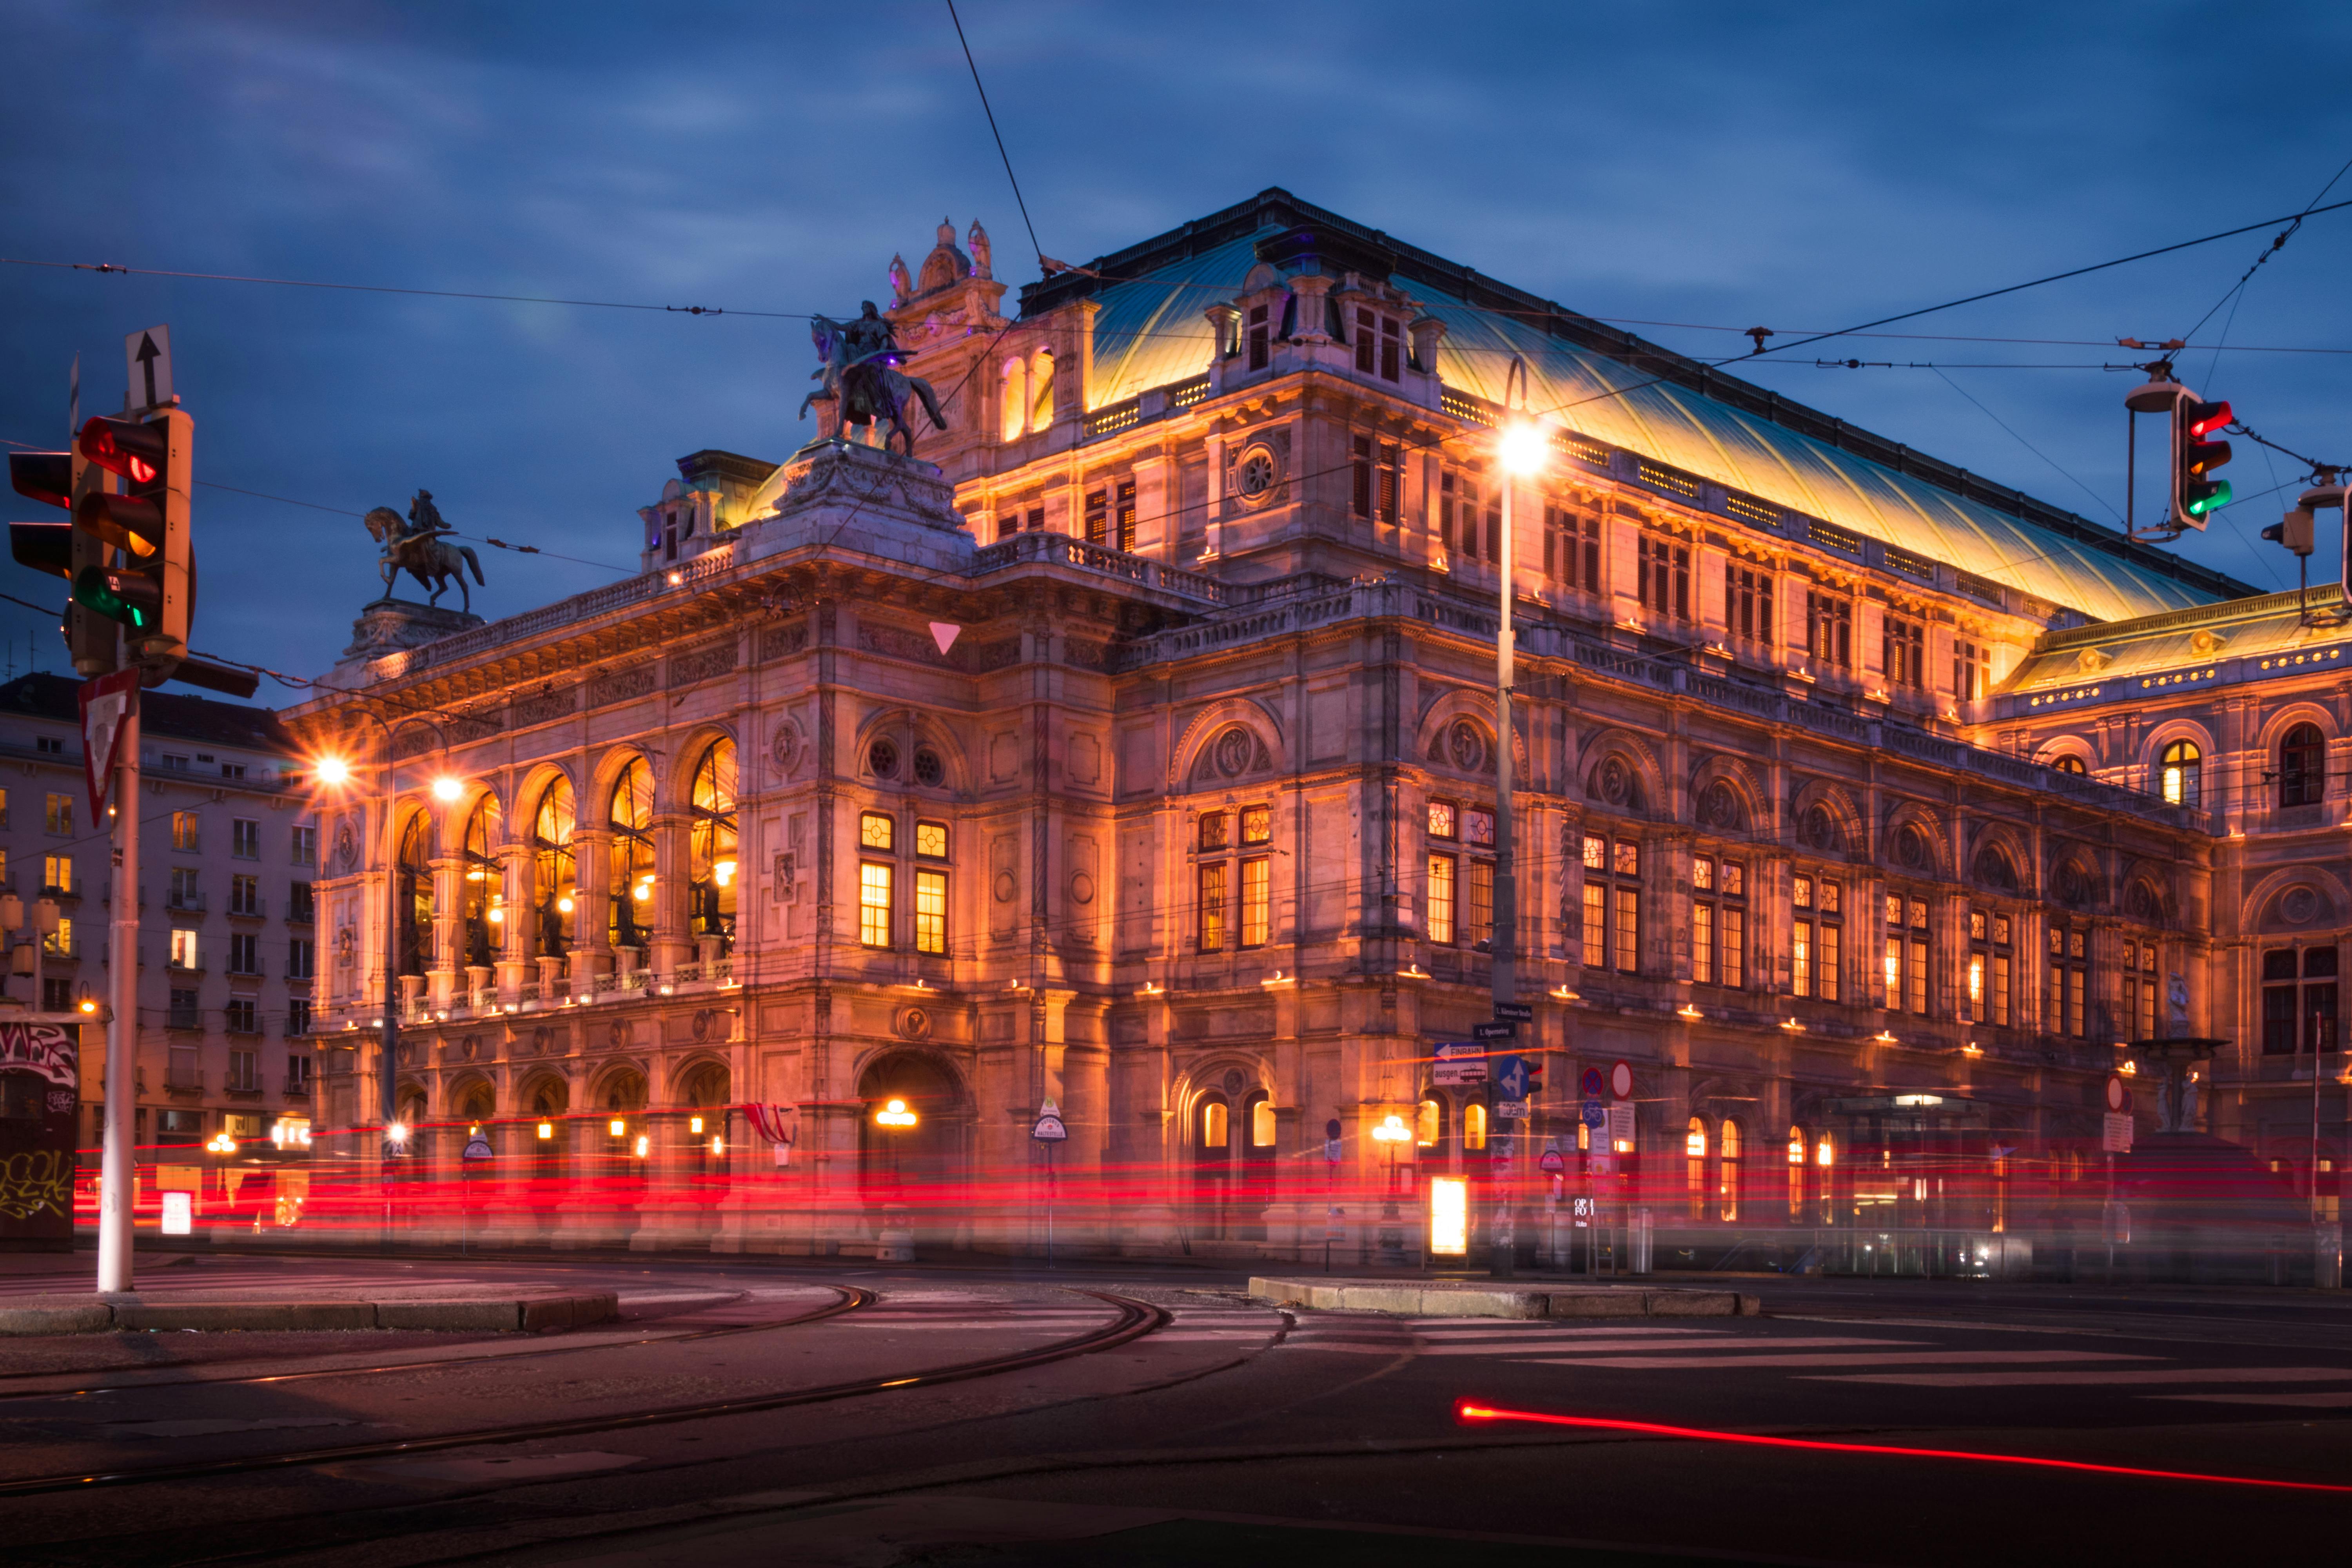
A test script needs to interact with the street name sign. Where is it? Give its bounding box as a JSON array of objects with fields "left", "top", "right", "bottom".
[
  {"left": 1472, "top": 1021, "right": 1515, "bottom": 1041},
  {"left": 1432, "top": 1043, "right": 1487, "bottom": 1086},
  {"left": 1491, "top": 1001, "right": 1534, "bottom": 1023}
]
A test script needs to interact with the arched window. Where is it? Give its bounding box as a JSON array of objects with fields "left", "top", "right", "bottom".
[
  {"left": 1248, "top": 1095, "right": 1277, "bottom": 1150},
  {"left": 999, "top": 356, "right": 1027, "bottom": 443},
  {"left": 1029, "top": 348, "right": 1054, "bottom": 430},
  {"left": 1463, "top": 1101, "right": 1488, "bottom": 1152},
  {"left": 531, "top": 777, "right": 576, "bottom": 960},
  {"left": 1199, "top": 1098, "right": 1229, "bottom": 1151},
  {"left": 2280, "top": 723, "right": 2326, "bottom": 807},
  {"left": 1786, "top": 1125, "right": 1807, "bottom": 1219},
  {"left": 2159, "top": 740, "right": 2202, "bottom": 808},
  {"left": 460, "top": 793, "right": 502, "bottom": 969},
  {"left": 396, "top": 812, "right": 436, "bottom": 977},
  {"left": 1416, "top": 1095, "right": 1443, "bottom": 1150},
  {"left": 608, "top": 757, "right": 655, "bottom": 951},
  {"left": 1719, "top": 1120, "right": 1742, "bottom": 1222},
  {"left": 1686, "top": 1116, "right": 1708, "bottom": 1218},
  {"left": 2052, "top": 755, "right": 2087, "bottom": 776},
  {"left": 688, "top": 739, "right": 738, "bottom": 955}
]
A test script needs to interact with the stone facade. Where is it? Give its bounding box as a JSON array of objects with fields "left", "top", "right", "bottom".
[{"left": 282, "top": 191, "right": 2341, "bottom": 1260}]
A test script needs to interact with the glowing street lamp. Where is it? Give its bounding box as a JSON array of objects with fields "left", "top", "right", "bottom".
[
  {"left": 1372, "top": 1110, "right": 1412, "bottom": 1263},
  {"left": 430, "top": 775, "right": 462, "bottom": 802},
  {"left": 875, "top": 1098, "right": 919, "bottom": 1129}
]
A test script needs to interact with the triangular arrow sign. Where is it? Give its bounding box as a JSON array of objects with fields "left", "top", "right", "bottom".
[
  {"left": 79, "top": 670, "right": 139, "bottom": 821},
  {"left": 929, "top": 621, "right": 961, "bottom": 655}
]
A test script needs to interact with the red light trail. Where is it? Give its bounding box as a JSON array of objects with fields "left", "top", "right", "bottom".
[{"left": 1454, "top": 1403, "right": 2352, "bottom": 1494}]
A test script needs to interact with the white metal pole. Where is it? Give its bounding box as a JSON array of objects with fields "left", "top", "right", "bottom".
[
  {"left": 96, "top": 699, "right": 138, "bottom": 1296},
  {"left": 1491, "top": 468, "right": 1517, "bottom": 1279}
]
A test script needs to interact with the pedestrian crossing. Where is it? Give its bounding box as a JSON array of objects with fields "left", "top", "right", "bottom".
[{"left": 1272, "top": 1313, "right": 2352, "bottom": 1407}]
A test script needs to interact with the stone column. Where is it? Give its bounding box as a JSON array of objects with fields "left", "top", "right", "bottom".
[
  {"left": 572, "top": 828, "right": 614, "bottom": 980},
  {"left": 649, "top": 809, "right": 694, "bottom": 977},
  {"left": 428, "top": 853, "right": 465, "bottom": 1010},
  {"left": 495, "top": 844, "right": 533, "bottom": 997},
  {"left": 1287, "top": 274, "right": 1334, "bottom": 344}
]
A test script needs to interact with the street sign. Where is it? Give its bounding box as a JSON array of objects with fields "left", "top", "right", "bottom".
[
  {"left": 2105, "top": 1074, "right": 2129, "bottom": 1112},
  {"left": 1326, "top": 1118, "right": 1341, "bottom": 1140},
  {"left": 1610, "top": 1059, "right": 1634, "bottom": 1100},
  {"left": 78, "top": 669, "right": 137, "bottom": 819},
  {"left": 2101, "top": 1112, "right": 2134, "bottom": 1154},
  {"left": 125, "top": 325, "right": 172, "bottom": 411},
  {"left": 1491, "top": 1054, "right": 1532, "bottom": 1100},
  {"left": 1433, "top": 1042, "right": 1487, "bottom": 1085},
  {"left": 1496, "top": 1099, "right": 1531, "bottom": 1120},
  {"left": 1580, "top": 1067, "right": 1604, "bottom": 1099},
  {"left": 1491, "top": 1001, "right": 1534, "bottom": 1023},
  {"left": 1325, "top": 1205, "right": 1345, "bottom": 1241},
  {"left": 1031, "top": 1110, "right": 1068, "bottom": 1142},
  {"left": 1581, "top": 1099, "right": 1607, "bottom": 1127},
  {"left": 1324, "top": 1139, "right": 1342, "bottom": 1163},
  {"left": 1538, "top": 1147, "right": 1565, "bottom": 1174},
  {"left": 1472, "top": 1021, "right": 1515, "bottom": 1041},
  {"left": 462, "top": 1135, "right": 494, "bottom": 1161},
  {"left": 1607, "top": 1103, "right": 1634, "bottom": 1145}
]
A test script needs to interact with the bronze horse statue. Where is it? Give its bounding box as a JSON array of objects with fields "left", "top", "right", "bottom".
[
  {"left": 363, "top": 504, "right": 486, "bottom": 614},
  {"left": 799, "top": 303, "right": 950, "bottom": 457}
]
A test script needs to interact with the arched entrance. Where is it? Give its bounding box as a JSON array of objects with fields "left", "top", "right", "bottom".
[
  {"left": 1190, "top": 1073, "right": 1275, "bottom": 1240},
  {"left": 856, "top": 1052, "right": 962, "bottom": 1212},
  {"left": 677, "top": 1060, "right": 731, "bottom": 1198}
]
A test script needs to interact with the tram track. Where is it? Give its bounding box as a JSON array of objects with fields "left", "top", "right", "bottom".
[
  {"left": 0, "top": 1288, "right": 1169, "bottom": 1500},
  {"left": 0, "top": 1285, "right": 872, "bottom": 1400}
]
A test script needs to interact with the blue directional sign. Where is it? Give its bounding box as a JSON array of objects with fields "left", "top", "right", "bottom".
[
  {"left": 1581, "top": 1099, "right": 1607, "bottom": 1127},
  {"left": 1492, "top": 1054, "right": 1532, "bottom": 1101}
]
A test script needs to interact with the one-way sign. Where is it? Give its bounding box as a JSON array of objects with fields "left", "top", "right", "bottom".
[{"left": 125, "top": 325, "right": 172, "bottom": 410}]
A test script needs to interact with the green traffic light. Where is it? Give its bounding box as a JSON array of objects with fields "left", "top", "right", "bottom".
[
  {"left": 2184, "top": 481, "right": 2233, "bottom": 517},
  {"left": 71, "top": 564, "right": 160, "bottom": 632}
]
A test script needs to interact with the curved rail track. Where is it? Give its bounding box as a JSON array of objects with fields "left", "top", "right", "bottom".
[{"left": 0, "top": 1288, "right": 1168, "bottom": 1499}]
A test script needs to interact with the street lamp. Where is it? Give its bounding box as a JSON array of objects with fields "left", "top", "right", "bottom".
[
  {"left": 1372, "top": 1111, "right": 1412, "bottom": 1266},
  {"left": 1489, "top": 394, "right": 1549, "bottom": 1281}
]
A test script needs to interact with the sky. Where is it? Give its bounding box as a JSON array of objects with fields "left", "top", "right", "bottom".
[{"left": 4, "top": 1, "right": 2350, "bottom": 701}]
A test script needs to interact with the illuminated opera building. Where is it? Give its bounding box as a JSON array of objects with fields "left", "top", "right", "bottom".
[{"left": 286, "top": 190, "right": 2342, "bottom": 1265}]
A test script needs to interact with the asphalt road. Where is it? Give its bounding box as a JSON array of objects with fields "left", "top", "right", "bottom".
[{"left": 0, "top": 1250, "right": 2346, "bottom": 1567}]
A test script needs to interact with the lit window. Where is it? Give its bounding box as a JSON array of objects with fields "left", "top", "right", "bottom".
[
  {"left": 1198, "top": 862, "right": 1228, "bottom": 951},
  {"left": 1240, "top": 857, "right": 1270, "bottom": 947},
  {"left": 915, "top": 820, "right": 949, "bottom": 859},
  {"left": 1198, "top": 811, "right": 1229, "bottom": 851},
  {"left": 1463, "top": 1101, "right": 1488, "bottom": 1151},
  {"left": 858, "top": 863, "right": 893, "bottom": 948},
  {"left": 914, "top": 869, "right": 946, "bottom": 955},
  {"left": 859, "top": 812, "right": 895, "bottom": 852},
  {"left": 1240, "top": 804, "right": 1272, "bottom": 845},
  {"left": 1427, "top": 854, "right": 1457, "bottom": 945},
  {"left": 1427, "top": 800, "right": 1457, "bottom": 840},
  {"left": 1416, "top": 1097, "right": 1441, "bottom": 1147},
  {"left": 1200, "top": 1100, "right": 1228, "bottom": 1149},
  {"left": 2160, "top": 740, "right": 2201, "bottom": 808},
  {"left": 1250, "top": 1099, "right": 1276, "bottom": 1148}
]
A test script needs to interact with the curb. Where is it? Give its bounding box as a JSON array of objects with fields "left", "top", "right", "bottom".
[
  {"left": 0, "top": 1291, "right": 619, "bottom": 1335},
  {"left": 1247, "top": 1277, "right": 1760, "bottom": 1318}
]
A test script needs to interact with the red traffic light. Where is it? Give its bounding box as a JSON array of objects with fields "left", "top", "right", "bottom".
[
  {"left": 8, "top": 452, "right": 72, "bottom": 511},
  {"left": 77, "top": 416, "right": 165, "bottom": 485},
  {"left": 9, "top": 521, "right": 74, "bottom": 580},
  {"left": 2184, "top": 399, "right": 2232, "bottom": 441}
]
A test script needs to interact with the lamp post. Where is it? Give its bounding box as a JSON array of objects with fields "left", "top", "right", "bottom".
[
  {"left": 874, "top": 1096, "right": 918, "bottom": 1262},
  {"left": 1490, "top": 402, "right": 1550, "bottom": 1279},
  {"left": 314, "top": 714, "right": 455, "bottom": 1243},
  {"left": 1372, "top": 1111, "right": 1412, "bottom": 1267}
]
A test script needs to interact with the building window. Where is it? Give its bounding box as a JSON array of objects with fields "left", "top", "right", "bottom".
[
  {"left": 1114, "top": 479, "right": 1137, "bottom": 552},
  {"left": 1580, "top": 833, "right": 1641, "bottom": 974},
  {"left": 1350, "top": 437, "right": 1400, "bottom": 524},
  {"left": 1467, "top": 859, "right": 1493, "bottom": 950},
  {"left": 1718, "top": 1120, "right": 1741, "bottom": 1222},
  {"left": 1427, "top": 800, "right": 1457, "bottom": 840},
  {"left": 1352, "top": 307, "right": 1402, "bottom": 381},
  {"left": 1247, "top": 303, "right": 1270, "bottom": 370},
  {"left": 227, "top": 1048, "right": 258, "bottom": 1091},
  {"left": 914, "top": 868, "right": 947, "bottom": 955},
  {"left": 35, "top": 735, "right": 62, "bottom": 755},
  {"left": 1199, "top": 811, "right": 1230, "bottom": 852},
  {"left": 2144, "top": 739, "right": 2201, "bottom": 809},
  {"left": 171, "top": 810, "right": 199, "bottom": 852},
  {"left": 230, "top": 873, "right": 258, "bottom": 916},
  {"left": 1693, "top": 856, "right": 1746, "bottom": 988},
  {"left": 42, "top": 917, "right": 72, "bottom": 958},
  {"left": 1883, "top": 615, "right": 1925, "bottom": 690},
  {"left": 1083, "top": 489, "right": 1107, "bottom": 546},
  {"left": 2053, "top": 755, "right": 2087, "bottom": 776},
  {"left": 292, "top": 824, "right": 316, "bottom": 865},
  {"left": 1545, "top": 506, "right": 1601, "bottom": 593},
  {"left": 231, "top": 818, "right": 260, "bottom": 859},
  {"left": 1788, "top": 1125, "right": 1808, "bottom": 1219},
  {"left": 287, "top": 998, "right": 311, "bottom": 1038},
  {"left": 2279, "top": 723, "right": 2327, "bottom": 807},
  {"left": 1789, "top": 876, "right": 1839, "bottom": 1003},
  {"left": 1969, "top": 909, "right": 2013, "bottom": 1026},
  {"left": 1463, "top": 1101, "right": 1488, "bottom": 1152},
  {"left": 1198, "top": 862, "right": 1229, "bottom": 951},
  {"left": 1726, "top": 563, "right": 1774, "bottom": 644},
  {"left": 858, "top": 863, "right": 893, "bottom": 948},
  {"left": 2261, "top": 946, "right": 2337, "bottom": 1054},
  {"left": 1807, "top": 592, "right": 1852, "bottom": 669},
  {"left": 1686, "top": 1117, "right": 1709, "bottom": 1219},
  {"left": 42, "top": 855, "right": 72, "bottom": 896},
  {"left": 915, "top": 820, "right": 949, "bottom": 860},
  {"left": 1427, "top": 853, "right": 1457, "bottom": 946},
  {"left": 46, "top": 793, "right": 74, "bottom": 836},
  {"left": 170, "top": 929, "right": 200, "bottom": 971},
  {"left": 1955, "top": 639, "right": 1989, "bottom": 702},
  {"left": 1884, "top": 895, "right": 1929, "bottom": 1014},
  {"left": 1416, "top": 1096, "right": 1443, "bottom": 1149},
  {"left": 1637, "top": 532, "right": 1691, "bottom": 621},
  {"left": 287, "top": 1050, "right": 312, "bottom": 1089},
  {"left": 1241, "top": 804, "right": 1272, "bottom": 846},
  {"left": 1240, "top": 857, "right": 1270, "bottom": 947},
  {"left": 2121, "top": 938, "right": 2163, "bottom": 1040},
  {"left": 224, "top": 998, "right": 258, "bottom": 1036},
  {"left": 860, "top": 811, "right": 895, "bottom": 852},
  {"left": 228, "top": 933, "right": 260, "bottom": 976},
  {"left": 168, "top": 866, "right": 201, "bottom": 910},
  {"left": 2049, "top": 922, "right": 2090, "bottom": 1037},
  {"left": 288, "top": 937, "right": 315, "bottom": 981}
]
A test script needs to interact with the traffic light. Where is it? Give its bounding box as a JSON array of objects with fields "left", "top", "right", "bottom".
[
  {"left": 72, "top": 409, "right": 191, "bottom": 677},
  {"left": 8, "top": 447, "right": 116, "bottom": 676},
  {"left": 2174, "top": 396, "right": 2233, "bottom": 527},
  {"left": 1523, "top": 1058, "right": 1543, "bottom": 1096}
]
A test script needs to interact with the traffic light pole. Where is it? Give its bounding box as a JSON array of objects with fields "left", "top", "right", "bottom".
[
  {"left": 1491, "top": 462, "right": 1517, "bottom": 1281},
  {"left": 96, "top": 696, "right": 138, "bottom": 1297}
]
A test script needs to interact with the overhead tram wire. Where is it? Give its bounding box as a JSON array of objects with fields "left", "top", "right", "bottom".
[
  {"left": 2177, "top": 151, "right": 2352, "bottom": 354},
  {"left": 945, "top": 0, "right": 1046, "bottom": 271}
]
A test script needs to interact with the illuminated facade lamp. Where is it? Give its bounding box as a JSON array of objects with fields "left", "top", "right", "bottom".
[
  {"left": 385, "top": 1122, "right": 408, "bottom": 1146},
  {"left": 1551, "top": 985, "right": 1577, "bottom": 1001},
  {"left": 875, "top": 1097, "right": 918, "bottom": 1129},
  {"left": 1371, "top": 1112, "right": 1411, "bottom": 1146},
  {"left": 709, "top": 1135, "right": 725, "bottom": 1155},
  {"left": 205, "top": 1132, "right": 237, "bottom": 1154},
  {"left": 431, "top": 776, "right": 462, "bottom": 802},
  {"left": 689, "top": 1115, "right": 705, "bottom": 1136},
  {"left": 537, "top": 1120, "right": 554, "bottom": 1140},
  {"left": 1787, "top": 1133, "right": 1804, "bottom": 1165},
  {"left": 313, "top": 755, "right": 353, "bottom": 786},
  {"left": 1815, "top": 1135, "right": 1835, "bottom": 1168},
  {"left": 633, "top": 1134, "right": 650, "bottom": 1158},
  {"left": 713, "top": 858, "right": 736, "bottom": 887},
  {"left": 1685, "top": 1125, "right": 1707, "bottom": 1158},
  {"left": 1677, "top": 1003, "right": 1703, "bottom": 1020},
  {"left": 609, "top": 1118, "right": 626, "bottom": 1137}
]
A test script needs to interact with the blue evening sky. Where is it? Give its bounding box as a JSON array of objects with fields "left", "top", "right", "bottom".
[{"left": 4, "top": 2, "right": 2348, "bottom": 692}]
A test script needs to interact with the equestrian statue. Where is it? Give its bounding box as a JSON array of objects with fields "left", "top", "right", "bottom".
[
  {"left": 799, "top": 301, "right": 950, "bottom": 457},
  {"left": 362, "top": 489, "right": 486, "bottom": 614}
]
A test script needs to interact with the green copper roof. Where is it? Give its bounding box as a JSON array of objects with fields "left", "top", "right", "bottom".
[{"left": 1073, "top": 216, "right": 2221, "bottom": 624}]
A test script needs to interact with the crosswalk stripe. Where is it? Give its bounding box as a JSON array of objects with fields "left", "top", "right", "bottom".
[
  {"left": 2149, "top": 1390, "right": 2352, "bottom": 1407},
  {"left": 1526, "top": 1350, "right": 2161, "bottom": 1370},
  {"left": 1437, "top": 1336, "right": 1914, "bottom": 1357},
  {"left": 1411, "top": 1326, "right": 1728, "bottom": 1339},
  {"left": 1808, "top": 1367, "right": 2352, "bottom": 1388}
]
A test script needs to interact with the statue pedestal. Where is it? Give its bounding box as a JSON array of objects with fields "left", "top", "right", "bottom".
[{"left": 341, "top": 599, "right": 484, "bottom": 662}]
